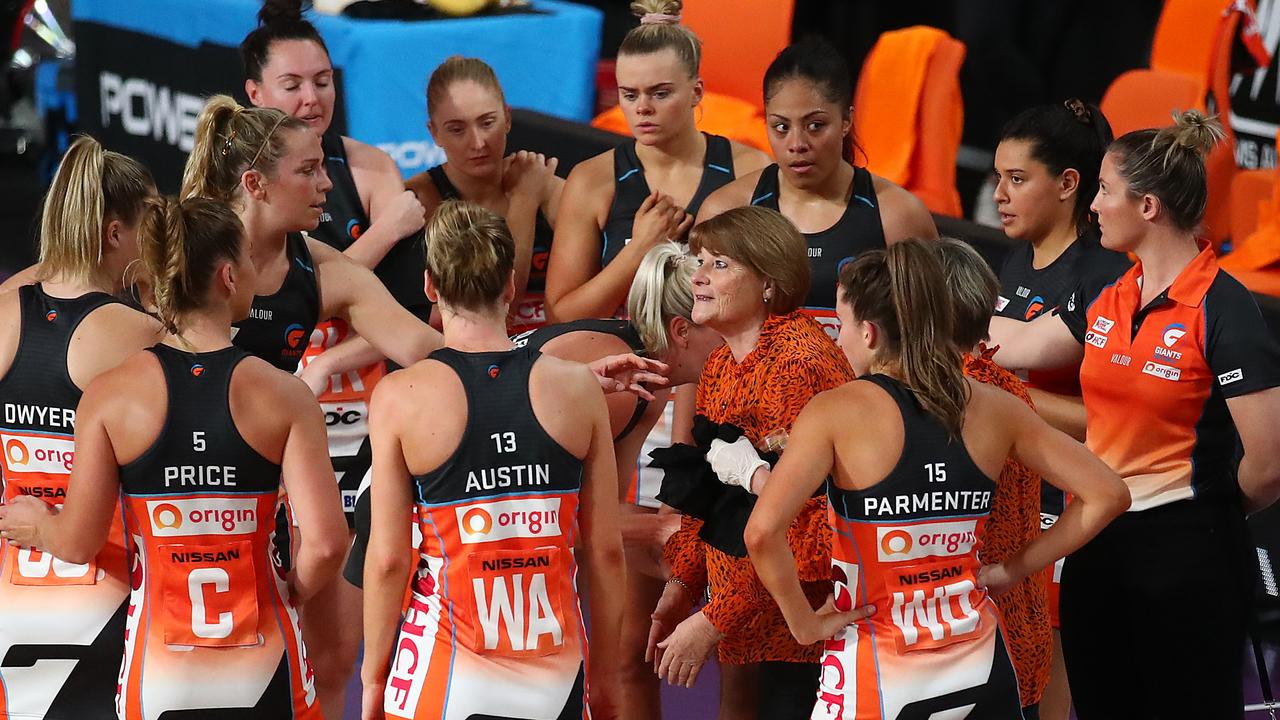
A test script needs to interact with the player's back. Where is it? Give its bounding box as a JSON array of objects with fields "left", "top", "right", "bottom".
[{"left": 116, "top": 344, "right": 318, "bottom": 720}]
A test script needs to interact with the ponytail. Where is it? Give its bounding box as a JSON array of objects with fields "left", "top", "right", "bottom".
[
  {"left": 38, "top": 135, "right": 154, "bottom": 285},
  {"left": 138, "top": 196, "right": 245, "bottom": 334},
  {"left": 838, "top": 239, "right": 968, "bottom": 435},
  {"left": 182, "top": 95, "right": 305, "bottom": 204},
  {"left": 626, "top": 241, "right": 695, "bottom": 357}
]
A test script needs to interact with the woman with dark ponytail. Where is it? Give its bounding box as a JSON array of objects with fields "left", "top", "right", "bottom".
[
  {"left": 990, "top": 111, "right": 1280, "bottom": 719},
  {"left": 698, "top": 36, "right": 938, "bottom": 341},
  {"left": 0, "top": 196, "right": 348, "bottom": 719},
  {"left": 990, "top": 99, "right": 1132, "bottom": 719},
  {"left": 0, "top": 135, "right": 161, "bottom": 719},
  {"left": 745, "top": 239, "right": 1128, "bottom": 720}
]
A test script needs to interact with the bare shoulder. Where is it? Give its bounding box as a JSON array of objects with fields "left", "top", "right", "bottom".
[
  {"left": 869, "top": 173, "right": 936, "bottom": 241},
  {"left": 532, "top": 352, "right": 599, "bottom": 398},
  {"left": 304, "top": 233, "right": 348, "bottom": 266},
  {"left": 565, "top": 149, "right": 615, "bottom": 188},
  {"left": 698, "top": 171, "right": 759, "bottom": 221},
  {"left": 405, "top": 170, "right": 444, "bottom": 215},
  {"left": 234, "top": 354, "right": 317, "bottom": 415},
  {"left": 341, "top": 135, "right": 400, "bottom": 177},
  {"left": 0, "top": 265, "right": 39, "bottom": 294},
  {"left": 729, "top": 141, "right": 772, "bottom": 176},
  {"left": 86, "top": 349, "right": 163, "bottom": 411},
  {"left": 82, "top": 302, "right": 161, "bottom": 337}
]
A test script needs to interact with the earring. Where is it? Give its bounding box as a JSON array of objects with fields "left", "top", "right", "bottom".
[{"left": 763, "top": 290, "right": 773, "bottom": 303}]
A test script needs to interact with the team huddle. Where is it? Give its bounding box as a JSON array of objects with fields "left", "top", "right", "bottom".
[{"left": 0, "top": 1, "right": 1278, "bottom": 720}]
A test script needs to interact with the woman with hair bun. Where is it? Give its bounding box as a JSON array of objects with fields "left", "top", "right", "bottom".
[
  {"left": 699, "top": 36, "right": 937, "bottom": 341},
  {"left": 546, "top": 0, "right": 770, "bottom": 324},
  {"left": 0, "top": 136, "right": 161, "bottom": 719},
  {"left": 0, "top": 196, "right": 348, "bottom": 719},
  {"left": 360, "top": 201, "right": 626, "bottom": 720},
  {"left": 990, "top": 110, "right": 1280, "bottom": 719},
  {"left": 745, "top": 239, "right": 1127, "bottom": 720}
]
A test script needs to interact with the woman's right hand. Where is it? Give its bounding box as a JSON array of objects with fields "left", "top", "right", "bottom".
[
  {"left": 504, "top": 150, "right": 558, "bottom": 204},
  {"left": 646, "top": 579, "right": 695, "bottom": 666},
  {"left": 790, "top": 595, "right": 876, "bottom": 646},
  {"left": 631, "top": 191, "right": 693, "bottom": 249},
  {"left": 382, "top": 190, "right": 427, "bottom": 241}
]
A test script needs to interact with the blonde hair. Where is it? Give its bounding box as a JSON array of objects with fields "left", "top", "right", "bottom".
[
  {"left": 181, "top": 94, "right": 308, "bottom": 204},
  {"left": 1109, "top": 109, "right": 1225, "bottom": 232},
  {"left": 688, "top": 206, "right": 809, "bottom": 316},
  {"left": 37, "top": 135, "right": 154, "bottom": 284},
  {"left": 138, "top": 196, "right": 246, "bottom": 335},
  {"left": 839, "top": 240, "right": 968, "bottom": 436},
  {"left": 426, "top": 56, "right": 506, "bottom": 119},
  {"left": 935, "top": 238, "right": 999, "bottom": 348},
  {"left": 626, "top": 242, "right": 695, "bottom": 357},
  {"left": 619, "top": 0, "right": 701, "bottom": 78},
  {"left": 425, "top": 200, "right": 515, "bottom": 312}
]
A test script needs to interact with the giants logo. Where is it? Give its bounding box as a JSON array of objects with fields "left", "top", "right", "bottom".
[
  {"left": 455, "top": 497, "right": 562, "bottom": 545},
  {"left": 531, "top": 249, "right": 550, "bottom": 275},
  {"left": 1, "top": 432, "right": 75, "bottom": 475},
  {"left": 1162, "top": 322, "right": 1187, "bottom": 347},
  {"left": 147, "top": 497, "right": 258, "bottom": 537},
  {"left": 346, "top": 219, "right": 363, "bottom": 240},
  {"left": 875, "top": 520, "right": 978, "bottom": 562},
  {"left": 284, "top": 323, "right": 307, "bottom": 350},
  {"left": 1024, "top": 295, "right": 1045, "bottom": 320}
]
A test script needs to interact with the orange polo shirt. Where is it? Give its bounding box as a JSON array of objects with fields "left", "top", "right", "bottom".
[{"left": 1059, "top": 244, "right": 1280, "bottom": 511}]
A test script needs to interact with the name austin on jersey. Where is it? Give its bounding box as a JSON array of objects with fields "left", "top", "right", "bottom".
[
  {"left": 465, "top": 463, "right": 552, "bottom": 492},
  {"left": 864, "top": 490, "right": 992, "bottom": 517}
]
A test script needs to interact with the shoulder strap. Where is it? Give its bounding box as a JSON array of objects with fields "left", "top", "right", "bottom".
[
  {"left": 750, "top": 164, "right": 781, "bottom": 208},
  {"left": 428, "top": 165, "right": 461, "bottom": 201}
]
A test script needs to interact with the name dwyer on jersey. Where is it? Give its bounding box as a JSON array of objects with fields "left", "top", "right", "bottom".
[
  {"left": 464, "top": 463, "right": 551, "bottom": 492},
  {"left": 5, "top": 403, "right": 75, "bottom": 429},
  {"left": 863, "top": 491, "right": 991, "bottom": 518}
]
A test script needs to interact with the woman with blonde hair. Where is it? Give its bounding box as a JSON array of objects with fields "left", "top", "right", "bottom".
[{"left": 0, "top": 136, "right": 161, "bottom": 718}]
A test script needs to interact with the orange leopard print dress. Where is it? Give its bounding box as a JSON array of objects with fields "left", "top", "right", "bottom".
[
  {"left": 965, "top": 349, "right": 1051, "bottom": 707},
  {"left": 663, "top": 311, "right": 854, "bottom": 664}
]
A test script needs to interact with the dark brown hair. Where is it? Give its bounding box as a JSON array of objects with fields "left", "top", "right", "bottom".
[{"left": 240, "top": 0, "right": 330, "bottom": 83}]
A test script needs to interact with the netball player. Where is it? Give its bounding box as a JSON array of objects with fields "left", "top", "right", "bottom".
[
  {"left": 0, "top": 137, "right": 160, "bottom": 719},
  {"left": 406, "top": 55, "right": 562, "bottom": 332},
  {"left": 545, "top": 0, "right": 770, "bottom": 323},
  {"left": 0, "top": 196, "right": 348, "bottom": 718},
  {"left": 698, "top": 37, "right": 937, "bottom": 341},
  {"left": 990, "top": 98, "right": 1129, "bottom": 720},
  {"left": 361, "top": 201, "right": 625, "bottom": 720},
  {"left": 989, "top": 111, "right": 1280, "bottom": 719},
  {"left": 744, "top": 240, "right": 1128, "bottom": 720},
  {"left": 517, "top": 241, "right": 721, "bottom": 717}
]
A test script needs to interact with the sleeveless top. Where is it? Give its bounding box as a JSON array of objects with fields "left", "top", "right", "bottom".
[
  {"left": 116, "top": 344, "right": 319, "bottom": 719},
  {"left": 601, "top": 132, "right": 736, "bottom": 267},
  {"left": 382, "top": 346, "right": 587, "bottom": 720},
  {"left": 312, "top": 129, "right": 370, "bottom": 249},
  {"left": 819, "top": 374, "right": 1007, "bottom": 720},
  {"left": 751, "top": 164, "right": 886, "bottom": 339},
  {"left": 429, "top": 164, "right": 552, "bottom": 329},
  {"left": 231, "top": 232, "right": 320, "bottom": 373},
  {"left": 512, "top": 318, "right": 650, "bottom": 441},
  {"left": 0, "top": 285, "right": 130, "bottom": 720}
]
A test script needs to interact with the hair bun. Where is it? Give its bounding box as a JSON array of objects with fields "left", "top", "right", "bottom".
[
  {"left": 258, "top": 0, "right": 304, "bottom": 27},
  {"left": 1168, "top": 109, "right": 1225, "bottom": 158},
  {"left": 630, "top": 0, "right": 682, "bottom": 23}
]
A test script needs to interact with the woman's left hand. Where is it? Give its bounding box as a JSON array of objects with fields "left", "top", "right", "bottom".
[
  {"left": 978, "top": 563, "right": 1018, "bottom": 596},
  {"left": 655, "top": 610, "right": 721, "bottom": 688},
  {"left": 0, "top": 495, "right": 55, "bottom": 547},
  {"left": 588, "top": 354, "right": 670, "bottom": 401}
]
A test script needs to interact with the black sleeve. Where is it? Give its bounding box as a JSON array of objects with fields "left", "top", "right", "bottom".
[
  {"left": 1056, "top": 277, "right": 1101, "bottom": 344},
  {"left": 1205, "top": 274, "right": 1280, "bottom": 399}
]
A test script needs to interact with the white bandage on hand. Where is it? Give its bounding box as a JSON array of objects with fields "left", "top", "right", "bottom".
[{"left": 706, "top": 436, "right": 770, "bottom": 494}]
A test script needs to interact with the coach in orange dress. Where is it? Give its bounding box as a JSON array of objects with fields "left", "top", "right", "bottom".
[{"left": 646, "top": 206, "right": 853, "bottom": 720}]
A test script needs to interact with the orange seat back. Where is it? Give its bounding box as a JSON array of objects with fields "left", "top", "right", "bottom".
[
  {"left": 1099, "top": 69, "right": 1204, "bottom": 137},
  {"left": 1150, "top": 0, "right": 1231, "bottom": 99},
  {"left": 681, "top": 0, "right": 794, "bottom": 109},
  {"left": 854, "top": 26, "right": 965, "bottom": 216}
]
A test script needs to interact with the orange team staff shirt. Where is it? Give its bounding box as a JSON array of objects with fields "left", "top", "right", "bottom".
[
  {"left": 663, "top": 311, "right": 854, "bottom": 664},
  {"left": 963, "top": 350, "right": 1050, "bottom": 707},
  {"left": 1058, "top": 243, "right": 1280, "bottom": 511}
]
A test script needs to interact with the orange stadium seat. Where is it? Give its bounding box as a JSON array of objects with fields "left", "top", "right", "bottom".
[
  {"left": 1099, "top": 69, "right": 1204, "bottom": 137},
  {"left": 1150, "top": 0, "right": 1230, "bottom": 100},
  {"left": 853, "top": 26, "right": 966, "bottom": 217}
]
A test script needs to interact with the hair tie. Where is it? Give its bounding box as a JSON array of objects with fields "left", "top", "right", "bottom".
[
  {"left": 1064, "top": 98, "right": 1090, "bottom": 125},
  {"left": 220, "top": 130, "right": 238, "bottom": 157},
  {"left": 641, "top": 12, "right": 680, "bottom": 25}
]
